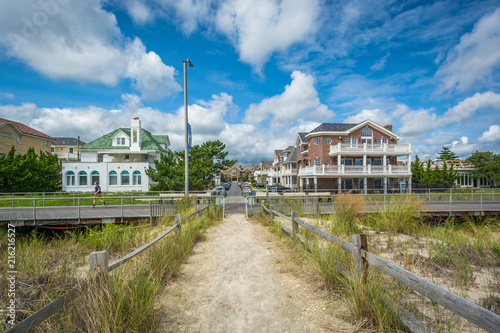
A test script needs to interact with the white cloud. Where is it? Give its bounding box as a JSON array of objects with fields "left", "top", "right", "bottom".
[
  {"left": 449, "top": 136, "right": 478, "bottom": 156},
  {"left": 125, "top": 0, "right": 155, "bottom": 25},
  {"left": 155, "top": 0, "right": 212, "bottom": 35},
  {"left": 370, "top": 53, "right": 390, "bottom": 71},
  {"left": 244, "top": 70, "right": 334, "bottom": 127},
  {"left": 436, "top": 8, "right": 500, "bottom": 92},
  {"left": 0, "top": 92, "right": 14, "bottom": 100},
  {"left": 478, "top": 125, "right": 500, "bottom": 143},
  {"left": 344, "top": 108, "right": 391, "bottom": 125},
  {"left": 0, "top": 0, "right": 181, "bottom": 101},
  {"left": 215, "top": 0, "right": 320, "bottom": 72},
  {"left": 398, "top": 92, "right": 500, "bottom": 135}
]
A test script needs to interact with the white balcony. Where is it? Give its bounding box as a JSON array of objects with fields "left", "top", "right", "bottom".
[
  {"left": 329, "top": 143, "right": 411, "bottom": 156},
  {"left": 298, "top": 164, "right": 411, "bottom": 177},
  {"left": 282, "top": 168, "right": 298, "bottom": 176},
  {"left": 254, "top": 170, "right": 269, "bottom": 176}
]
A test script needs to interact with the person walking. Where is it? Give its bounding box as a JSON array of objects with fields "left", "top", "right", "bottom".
[{"left": 93, "top": 181, "right": 108, "bottom": 208}]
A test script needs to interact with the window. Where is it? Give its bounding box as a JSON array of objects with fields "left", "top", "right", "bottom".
[
  {"left": 374, "top": 159, "right": 383, "bottom": 166},
  {"left": 355, "top": 159, "right": 363, "bottom": 166},
  {"left": 44, "top": 140, "right": 49, "bottom": 146},
  {"left": 133, "top": 171, "right": 141, "bottom": 185},
  {"left": 125, "top": 154, "right": 130, "bottom": 160},
  {"left": 51, "top": 147, "right": 55, "bottom": 152},
  {"left": 325, "top": 138, "right": 332, "bottom": 144},
  {"left": 91, "top": 171, "right": 100, "bottom": 184},
  {"left": 341, "top": 179, "right": 353, "bottom": 190},
  {"left": 144, "top": 155, "right": 149, "bottom": 162},
  {"left": 69, "top": 147, "right": 74, "bottom": 153},
  {"left": 314, "top": 138, "right": 320, "bottom": 145},
  {"left": 1, "top": 131, "right": 12, "bottom": 136},
  {"left": 121, "top": 170, "right": 130, "bottom": 185},
  {"left": 78, "top": 171, "right": 87, "bottom": 186},
  {"left": 366, "top": 159, "right": 371, "bottom": 165},
  {"left": 361, "top": 128, "right": 372, "bottom": 137},
  {"left": 345, "top": 138, "right": 357, "bottom": 147},
  {"left": 341, "top": 159, "right": 353, "bottom": 166},
  {"left": 66, "top": 171, "right": 75, "bottom": 186},
  {"left": 116, "top": 138, "right": 120, "bottom": 145},
  {"left": 17, "top": 134, "right": 22, "bottom": 143},
  {"left": 109, "top": 171, "right": 118, "bottom": 185},
  {"left": 314, "top": 158, "right": 321, "bottom": 166},
  {"left": 375, "top": 179, "right": 383, "bottom": 189},
  {"left": 98, "top": 154, "right": 103, "bottom": 162},
  {"left": 376, "top": 138, "right": 388, "bottom": 146}
]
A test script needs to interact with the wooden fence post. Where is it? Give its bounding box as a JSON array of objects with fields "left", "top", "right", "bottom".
[
  {"left": 196, "top": 204, "right": 201, "bottom": 219},
  {"left": 175, "top": 214, "right": 182, "bottom": 238},
  {"left": 149, "top": 201, "right": 152, "bottom": 226},
  {"left": 291, "top": 210, "right": 298, "bottom": 240},
  {"left": 352, "top": 234, "right": 368, "bottom": 282},
  {"left": 270, "top": 205, "right": 274, "bottom": 223},
  {"left": 316, "top": 197, "right": 320, "bottom": 217},
  {"left": 90, "top": 250, "right": 109, "bottom": 274}
]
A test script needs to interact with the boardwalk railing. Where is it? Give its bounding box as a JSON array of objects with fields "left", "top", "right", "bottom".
[
  {"left": 261, "top": 204, "right": 500, "bottom": 333},
  {"left": 5, "top": 205, "right": 209, "bottom": 333}
]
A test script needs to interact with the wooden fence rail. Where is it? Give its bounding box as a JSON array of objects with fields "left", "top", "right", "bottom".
[
  {"left": 261, "top": 204, "right": 500, "bottom": 333},
  {"left": 5, "top": 205, "right": 209, "bottom": 333}
]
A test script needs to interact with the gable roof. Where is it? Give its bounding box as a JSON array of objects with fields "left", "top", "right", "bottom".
[
  {"left": 52, "top": 137, "right": 86, "bottom": 146},
  {"left": 0, "top": 118, "right": 54, "bottom": 140},
  {"left": 80, "top": 128, "right": 169, "bottom": 152},
  {"left": 309, "top": 123, "right": 358, "bottom": 134},
  {"left": 298, "top": 132, "right": 308, "bottom": 144},
  {"left": 306, "top": 120, "right": 401, "bottom": 140}
]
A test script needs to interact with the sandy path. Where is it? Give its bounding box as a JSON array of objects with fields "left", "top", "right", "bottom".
[{"left": 158, "top": 213, "right": 354, "bottom": 332}]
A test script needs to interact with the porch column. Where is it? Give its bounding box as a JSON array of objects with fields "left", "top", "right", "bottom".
[
  {"left": 314, "top": 176, "right": 318, "bottom": 192},
  {"left": 364, "top": 177, "right": 368, "bottom": 195},
  {"left": 383, "top": 154, "right": 387, "bottom": 172},
  {"left": 338, "top": 178, "right": 342, "bottom": 194},
  {"left": 383, "top": 177, "right": 387, "bottom": 195},
  {"left": 408, "top": 175, "right": 412, "bottom": 193},
  {"left": 300, "top": 177, "right": 303, "bottom": 191}
]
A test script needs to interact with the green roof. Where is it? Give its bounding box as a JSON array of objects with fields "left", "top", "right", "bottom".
[{"left": 80, "top": 128, "right": 169, "bottom": 152}]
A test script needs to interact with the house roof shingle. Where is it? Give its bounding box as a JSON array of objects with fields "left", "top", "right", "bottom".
[
  {"left": 80, "top": 128, "right": 168, "bottom": 152},
  {"left": 309, "top": 123, "right": 358, "bottom": 133},
  {"left": 0, "top": 118, "right": 55, "bottom": 140},
  {"left": 52, "top": 137, "right": 86, "bottom": 146}
]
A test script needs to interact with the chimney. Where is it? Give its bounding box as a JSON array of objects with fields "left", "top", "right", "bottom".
[
  {"left": 130, "top": 117, "right": 141, "bottom": 151},
  {"left": 384, "top": 124, "right": 393, "bottom": 132}
]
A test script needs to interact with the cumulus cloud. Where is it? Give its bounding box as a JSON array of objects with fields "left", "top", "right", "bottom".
[
  {"left": 244, "top": 70, "right": 334, "bottom": 127},
  {"left": 0, "top": 92, "right": 304, "bottom": 164},
  {"left": 449, "top": 136, "right": 478, "bottom": 156},
  {"left": 215, "top": 0, "right": 320, "bottom": 72},
  {"left": 344, "top": 108, "right": 392, "bottom": 125},
  {"left": 436, "top": 8, "right": 500, "bottom": 92},
  {"left": 398, "top": 92, "right": 500, "bottom": 135},
  {"left": 0, "top": 0, "right": 181, "bottom": 101},
  {"left": 124, "top": 0, "right": 155, "bottom": 25},
  {"left": 478, "top": 125, "right": 500, "bottom": 143}
]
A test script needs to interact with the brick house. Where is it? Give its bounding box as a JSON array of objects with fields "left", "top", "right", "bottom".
[
  {"left": 296, "top": 120, "right": 412, "bottom": 194},
  {"left": 0, "top": 118, "right": 54, "bottom": 156},
  {"left": 221, "top": 164, "right": 258, "bottom": 182},
  {"left": 253, "top": 161, "right": 273, "bottom": 185}
]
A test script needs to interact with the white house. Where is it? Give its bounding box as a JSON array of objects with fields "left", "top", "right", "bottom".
[{"left": 62, "top": 117, "right": 170, "bottom": 192}]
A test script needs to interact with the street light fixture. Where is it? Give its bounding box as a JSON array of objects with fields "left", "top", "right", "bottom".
[{"left": 183, "top": 58, "right": 193, "bottom": 194}]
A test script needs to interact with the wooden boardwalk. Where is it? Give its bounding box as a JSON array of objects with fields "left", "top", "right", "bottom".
[{"left": 0, "top": 204, "right": 151, "bottom": 226}]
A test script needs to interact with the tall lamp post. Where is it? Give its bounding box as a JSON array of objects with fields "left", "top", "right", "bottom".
[{"left": 183, "top": 58, "right": 193, "bottom": 194}]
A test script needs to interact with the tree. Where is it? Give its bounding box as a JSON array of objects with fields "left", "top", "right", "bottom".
[
  {"left": 438, "top": 147, "right": 458, "bottom": 160},
  {"left": 147, "top": 140, "right": 236, "bottom": 191},
  {"left": 0, "top": 146, "right": 62, "bottom": 192},
  {"left": 411, "top": 155, "right": 459, "bottom": 187},
  {"left": 467, "top": 151, "right": 500, "bottom": 182}
]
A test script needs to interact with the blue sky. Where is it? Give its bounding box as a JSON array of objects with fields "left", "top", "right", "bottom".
[{"left": 0, "top": 0, "right": 499, "bottom": 165}]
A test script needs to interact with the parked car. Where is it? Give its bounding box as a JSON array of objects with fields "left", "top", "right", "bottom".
[
  {"left": 268, "top": 185, "right": 291, "bottom": 193},
  {"left": 222, "top": 182, "right": 231, "bottom": 190},
  {"left": 211, "top": 186, "right": 226, "bottom": 196},
  {"left": 242, "top": 185, "right": 252, "bottom": 195}
]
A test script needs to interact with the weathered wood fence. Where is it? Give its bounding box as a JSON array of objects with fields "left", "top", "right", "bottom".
[
  {"left": 261, "top": 204, "right": 500, "bottom": 333},
  {"left": 5, "top": 205, "right": 209, "bottom": 333}
]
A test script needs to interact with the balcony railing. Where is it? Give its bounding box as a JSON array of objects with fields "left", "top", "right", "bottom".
[
  {"left": 298, "top": 164, "right": 411, "bottom": 176},
  {"left": 282, "top": 168, "right": 298, "bottom": 176},
  {"left": 329, "top": 143, "right": 411, "bottom": 155}
]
